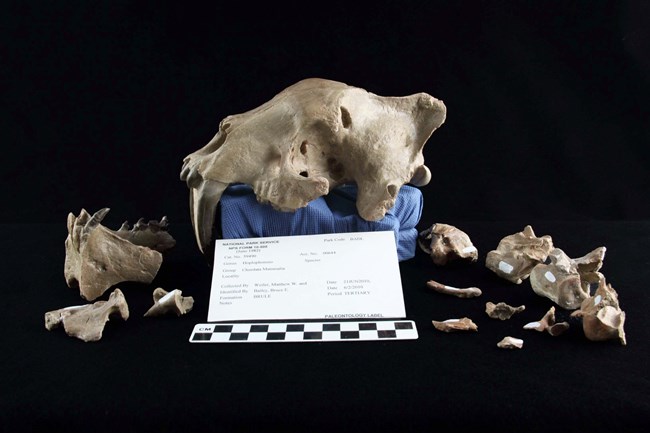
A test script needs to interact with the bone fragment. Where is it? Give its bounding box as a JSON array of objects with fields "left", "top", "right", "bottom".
[
  {"left": 485, "top": 302, "right": 526, "bottom": 320},
  {"left": 571, "top": 278, "right": 626, "bottom": 345},
  {"left": 426, "top": 279, "right": 482, "bottom": 298},
  {"left": 45, "top": 288, "right": 129, "bottom": 342},
  {"left": 530, "top": 247, "right": 606, "bottom": 309},
  {"left": 116, "top": 216, "right": 176, "bottom": 253},
  {"left": 523, "top": 306, "right": 570, "bottom": 336},
  {"left": 64, "top": 208, "right": 164, "bottom": 301},
  {"left": 485, "top": 225, "right": 553, "bottom": 284},
  {"left": 418, "top": 223, "right": 478, "bottom": 265},
  {"left": 497, "top": 336, "right": 524, "bottom": 349},
  {"left": 180, "top": 78, "right": 447, "bottom": 253},
  {"left": 432, "top": 318, "right": 478, "bottom": 332},
  {"left": 144, "top": 288, "right": 194, "bottom": 317}
]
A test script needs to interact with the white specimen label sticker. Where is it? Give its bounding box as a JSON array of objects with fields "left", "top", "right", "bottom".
[
  {"left": 498, "top": 261, "right": 514, "bottom": 274},
  {"left": 544, "top": 271, "right": 556, "bottom": 283},
  {"left": 461, "top": 246, "right": 477, "bottom": 254}
]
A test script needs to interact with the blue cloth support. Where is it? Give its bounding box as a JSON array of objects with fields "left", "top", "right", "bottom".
[{"left": 219, "top": 183, "right": 423, "bottom": 261}]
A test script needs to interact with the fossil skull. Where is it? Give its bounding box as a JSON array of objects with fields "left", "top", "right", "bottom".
[
  {"left": 418, "top": 223, "right": 478, "bottom": 265},
  {"left": 181, "top": 78, "right": 446, "bottom": 253}
]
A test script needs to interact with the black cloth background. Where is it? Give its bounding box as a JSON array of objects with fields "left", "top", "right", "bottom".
[{"left": 1, "top": 2, "right": 649, "bottom": 432}]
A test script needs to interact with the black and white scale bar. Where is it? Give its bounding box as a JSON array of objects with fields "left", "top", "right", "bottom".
[{"left": 189, "top": 320, "right": 418, "bottom": 343}]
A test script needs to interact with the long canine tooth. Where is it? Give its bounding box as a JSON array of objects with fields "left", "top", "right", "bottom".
[
  {"left": 83, "top": 208, "right": 110, "bottom": 236},
  {"left": 190, "top": 180, "right": 228, "bottom": 254}
]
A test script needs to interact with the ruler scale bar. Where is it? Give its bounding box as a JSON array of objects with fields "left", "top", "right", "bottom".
[{"left": 189, "top": 320, "right": 418, "bottom": 343}]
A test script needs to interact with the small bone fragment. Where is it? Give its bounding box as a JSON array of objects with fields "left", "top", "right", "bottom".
[
  {"left": 486, "top": 302, "right": 526, "bottom": 320},
  {"left": 181, "top": 78, "right": 447, "bottom": 254},
  {"left": 571, "top": 278, "right": 626, "bottom": 345},
  {"left": 523, "top": 306, "right": 570, "bottom": 336},
  {"left": 45, "top": 288, "right": 129, "bottom": 342},
  {"left": 144, "top": 288, "right": 194, "bottom": 317},
  {"left": 418, "top": 223, "right": 478, "bottom": 265},
  {"left": 64, "top": 208, "right": 164, "bottom": 301},
  {"left": 497, "top": 336, "right": 524, "bottom": 349},
  {"left": 485, "top": 225, "right": 553, "bottom": 284},
  {"left": 530, "top": 247, "right": 606, "bottom": 309},
  {"left": 426, "top": 279, "right": 482, "bottom": 298},
  {"left": 116, "top": 216, "right": 176, "bottom": 253},
  {"left": 432, "top": 318, "right": 478, "bottom": 332}
]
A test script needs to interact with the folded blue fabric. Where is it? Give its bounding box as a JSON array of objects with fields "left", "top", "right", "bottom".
[{"left": 219, "top": 183, "right": 423, "bottom": 261}]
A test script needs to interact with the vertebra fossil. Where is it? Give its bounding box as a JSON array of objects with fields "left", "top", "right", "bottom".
[
  {"left": 485, "top": 302, "right": 526, "bottom": 320},
  {"left": 571, "top": 278, "right": 626, "bottom": 345},
  {"left": 523, "top": 306, "right": 570, "bottom": 336},
  {"left": 529, "top": 247, "right": 606, "bottom": 309},
  {"left": 418, "top": 223, "right": 478, "bottom": 265},
  {"left": 144, "top": 288, "right": 194, "bottom": 317},
  {"left": 486, "top": 225, "right": 553, "bottom": 284},
  {"left": 45, "top": 288, "right": 129, "bottom": 342},
  {"left": 180, "top": 78, "right": 446, "bottom": 253},
  {"left": 497, "top": 336, "right": 524, "bottom": 349},
  {"left": 64, "top": 208, "right": 167, "bottom": 301}
]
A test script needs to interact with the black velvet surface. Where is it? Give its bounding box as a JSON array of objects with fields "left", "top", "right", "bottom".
[{"left": 1, "top": 221, "right": 648, "bottom": 433}]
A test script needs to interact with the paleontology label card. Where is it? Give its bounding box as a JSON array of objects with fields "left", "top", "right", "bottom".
[{"left": 208, "top": 231, "right": 406, "bottom": 322}]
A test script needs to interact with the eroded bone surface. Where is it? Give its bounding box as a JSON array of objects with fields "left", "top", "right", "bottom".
[
  {"left": 523, "top": 306, "right": 570, "bottom": 336},
  {"left": 530, "top": 247, "right": 606, "bottom": 310},
  {"left": 432, "top": 318, "right": 478, "bottom": 332},
  {"left": 418, "top": 223, "right": 478, "bottom": 265},
  {"left": 571, "top": 278, "right": 626, "bottom": 345},
  {"left": 45, "top": 288, "right": 129, "bottom": 342},
  {"left": 426, "top": 279, "right": 482, "bottom": 298},
  {"left": 116, "top": 216, "right": 176, "bottom": 253},
  {"left": 180, "top": 78, "right": 447, "bottom": 253},
  {"left": 485, "top": 225, "right": 553, "bottom": 284},
  {"left": 486, "top": 302, "right": 526, "bottom": 320},
  {"left": 497, "top": 336, "right": 524, "bottom": 349},
  {"left": 144, "top": 288, "right": 194, "bottom": 317},
  {"left": 64, "top": 208, "right": 164, "bottom": 301}
]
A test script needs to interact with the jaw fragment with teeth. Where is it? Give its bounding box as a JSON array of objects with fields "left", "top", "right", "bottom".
[
  {"left": 418, "top": 223, "right": 478, "bottom": 265},
  {"left": 523, "top": 306, "right": 570, "bottom": 336},
  {"left": 485, "top": 302, "right": 526, "bottom": 320},
  {"left": 64, "top": 208, "right": 168, "bottom": 301},
  {"left": 432, "top": 317, "right": 478, "bottom": 332},
  {"left": 571, "top": 278, "right": 626, "bottom": 345},
  {"left": 485, "top": 225, "right": 554, "bottom": 284},
  {"left": 180, "top": 78, "right": 447, "bottom": 254},
  {"left": 530, "top": 247, "right": 606, "bottom": 310},
  {"left": 144, "top": 288, "right": 194, "bottom": 317},
  {"left": 44, "top": 288, "right": 129, "bottom": 342}
]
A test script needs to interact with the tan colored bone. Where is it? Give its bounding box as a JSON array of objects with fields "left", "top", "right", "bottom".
[
  {"left": 486, "top": 302, "right": 526, "bottom": 320},
  {"left": 426, "top": 279, "right": 482, "bottom": 298},
  {"left": 530, "top": 247, "right": 606, "bottom": 310},
  {"left": 418, "top": 223, "right": 478, "bottom": 265},
  {"left": 116, "top": 216, "right": 176, "bottom": 253},
  {"left": 64, "top": 208, "right": 164, "bottom": 301},
  {"left": 432, "top": 318, "right": 478, "bottom": 332},
  {"left": 523, "top": 306, "right": 570, "bottom": 336},
  {"left": 144, "top": 288, "right": 194, "bottom": 317},
  {"left": 180, "top": 78, "right": 447, "bottom": 253},
  {"left": 45, "top": 288, "right": 129, "bottom": 342},
  {"left": 497, "top": 336, "right": 524, "bottom": 349},
  {"left": 571, "top": 278, "right": 626, "bottom": 345},
  {"left": 485, "top": 225, "right": 553, "bottom": 284}
]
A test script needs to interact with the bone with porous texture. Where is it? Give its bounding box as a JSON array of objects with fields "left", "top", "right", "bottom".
[
  {"left": 571, "top": 278, "right": 626, "bottom": 345},
  {"left": 64, "top": 208, "right": 164, "bottom": 301},
  {"left": 144, "top": 288, "right": 194, "bottom": 317},
  {"left": 530, "top": 247, "right": 606, "bottom": 310},
  {"left": 45, "top": 288, "right": 129, "bottom": 342},
  {"left": 523, "top": 306, "right": 570, "bottom": 336},
  {"left": 432, "top": 318, "right": 478, "bottom": 332},
  {"left": 485, "top": 225, "right": 554, "bottom": 284},
  {"left": 418, "top": 223, "right": 478, "bottom": 265},
  {"left": 486, "top": 302, "right": 526, "bottom": 320},
  {"left": 180, "top": 78, "right": 447, "bottom": 253},
  {"left": 116, "top": 216, "right": 176, "bottom": 253},
  {"left": 426, "top": 279, "right": 482, "bottom": 298},
  {"left": 497, "top": 336, "right": 524, "bottom": 349}
]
